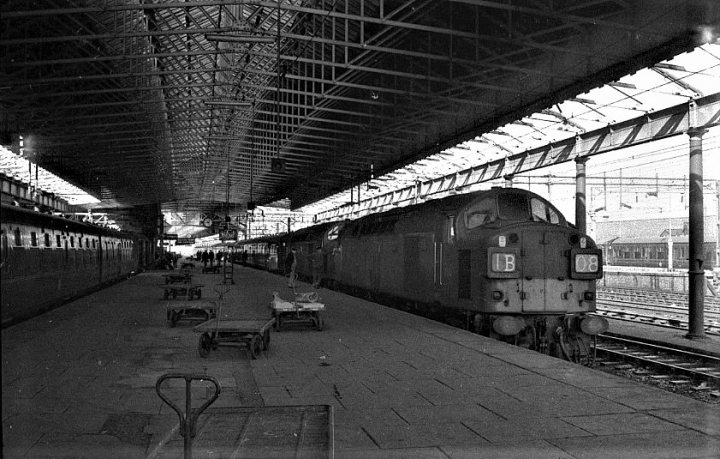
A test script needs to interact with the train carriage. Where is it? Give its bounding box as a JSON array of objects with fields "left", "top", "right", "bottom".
[{"left": 1, "top": 204, "right": 149, "bottom": 325}]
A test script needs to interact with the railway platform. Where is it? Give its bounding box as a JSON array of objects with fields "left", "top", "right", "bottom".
[
  {"left": 604, "top": 318, "right": 720, "bottom": 358},
  {"left": 2, "top": 266, "right": 719, "bottom": 458}
]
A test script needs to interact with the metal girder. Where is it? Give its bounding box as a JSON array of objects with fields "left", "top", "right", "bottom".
[
  {"left": 314, "top": 93, "right": 720, "bottom": 221},
  {"left": 2, "top": 0, "right": 717, "bottom": 217}
]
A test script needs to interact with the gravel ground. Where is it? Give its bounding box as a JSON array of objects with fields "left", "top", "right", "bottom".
[{"left": 595, "top": 363, "right": 720, "bottom": 405}]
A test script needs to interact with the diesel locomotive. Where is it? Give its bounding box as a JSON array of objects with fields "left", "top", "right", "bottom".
[
  {"left": 1, "top": 204, "right": 151, "bottom": 326},
  {"left": 238, "top": 187, "right": 609, "bottom": 363}
]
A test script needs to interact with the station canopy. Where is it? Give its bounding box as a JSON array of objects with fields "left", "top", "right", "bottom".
[{"left": 1, "top": 1, "right": 719, "bottom": 225}]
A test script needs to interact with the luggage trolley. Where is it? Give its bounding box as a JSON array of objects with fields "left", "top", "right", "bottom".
[
  {"left": 271, "top": 291, "right": 325, "bottom": 331},
  {"left": 193, "top": 285, "right": 274, "bottom": 359},
  {"left": 166, "top": 300, "right": 217, "bottom": 327},
  {"left": 162, "top": 268, "right": 192, "bottom": 284},
  {"left": 160, "top": 283, "right": 204, "bottom": 300}
]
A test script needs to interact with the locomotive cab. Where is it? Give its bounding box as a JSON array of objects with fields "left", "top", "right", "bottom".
[{"left": 456, "top": 188, "right": 608, "bottom": 362}]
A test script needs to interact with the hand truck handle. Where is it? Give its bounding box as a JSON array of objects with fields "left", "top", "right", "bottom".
[{"left": 155, "top": 373, "right": 221, "bottom": 459}]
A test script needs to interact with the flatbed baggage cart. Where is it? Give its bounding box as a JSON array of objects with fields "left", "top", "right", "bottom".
[
  {"left": 166, "top": 300, "right": 217, "bottom": 327},
  {"left": 162, "top": 270, "right": 192, "bottom": 284},
  {"left": 193, "top": 318, "right": 275, "bottom": 359},
  {"left": 271, "top": 292, "right": 325, "bottom": 331},
  {"left": 160, "top": 283, "right": 204, "bottom": 300}
]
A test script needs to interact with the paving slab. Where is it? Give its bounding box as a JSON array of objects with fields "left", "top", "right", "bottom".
[{"left": 3, "top": 266, "right": 719, "bottom": 458}]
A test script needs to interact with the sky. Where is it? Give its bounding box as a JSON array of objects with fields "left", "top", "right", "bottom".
[{"left": 520, "top": 126, "right": 720, "bottom": 226}]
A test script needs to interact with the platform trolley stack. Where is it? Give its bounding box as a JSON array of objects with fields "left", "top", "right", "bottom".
[
  {"left": 270, "top": 291, "right": 326, "bottom": 331},
  {"left": 158, "top": 269, "right": 216, "bottom": 327}
]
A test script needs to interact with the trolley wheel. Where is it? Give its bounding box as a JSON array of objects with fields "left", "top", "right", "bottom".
[
  {"left": 262, "top": 330, "right": 270, "bottom": 351},
  {"left": 249, "top": 335, "right": 262, "bottom": 359},
  {"left": 315, "top": 314, "right": 324, "bottom": 331},
  {"left": 198, "top": 333, "right": 212, "bottom": 358}
]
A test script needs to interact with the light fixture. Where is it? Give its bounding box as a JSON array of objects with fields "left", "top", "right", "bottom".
[
  {"left": 204, "top": 100, "right": 252, "bottom": 108},
  {"left": 205, "top": 33, "right": 276, "bottom": 44}
]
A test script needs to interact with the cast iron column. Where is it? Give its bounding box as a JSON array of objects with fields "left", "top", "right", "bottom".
[
  {"left": 687, "top": 126, "right": 707, "bottom": 339},
  {"left": 575, "top": 157, "right": 588, "bottom": 234}
]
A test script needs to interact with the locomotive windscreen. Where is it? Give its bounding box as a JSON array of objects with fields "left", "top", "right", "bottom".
[{"left": 497, "top": 193, "right": 530, "bottom": 220}]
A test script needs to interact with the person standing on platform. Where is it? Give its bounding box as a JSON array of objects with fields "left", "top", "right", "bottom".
[
  {"left": 311, "top": 246, "right": 323, "bottom": 289},
  {"left": 208, "top": 250, "right": 215, "bottom": 266},
  {"left": 202, "top": 249, "right": 209, "bottom": 267},
  {"left": 286, "top": 247, "right": 297, "bottom": 289}
]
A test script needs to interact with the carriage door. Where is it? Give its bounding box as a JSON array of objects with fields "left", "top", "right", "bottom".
[{"left": 521, "top": 229, "right": 566, "bottom": 312}]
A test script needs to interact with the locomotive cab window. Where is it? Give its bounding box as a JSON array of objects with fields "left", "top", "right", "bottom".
[
  {"left": 463, "top": 199, "right": 496, "bottom": 229},
  {"left": 497, "top": 193, "right": 530, "bottom": 221},
  {"left": 530, "top": 198, "right": 560, "bottom": 224}
]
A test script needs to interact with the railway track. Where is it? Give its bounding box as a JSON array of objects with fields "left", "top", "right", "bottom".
[
  {"left": 596, "top": 288, "right": 720, "bottom": 335},
  {"left": 598, "top": 287, "right": 720, "bottom": 310},
  {"left": 595, "top": 334, "right": 720, "bottom": 398}
]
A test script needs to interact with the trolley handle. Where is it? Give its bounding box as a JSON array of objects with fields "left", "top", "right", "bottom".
[{"left": 155, "top": 373, "right": 221, "bottom": 458}]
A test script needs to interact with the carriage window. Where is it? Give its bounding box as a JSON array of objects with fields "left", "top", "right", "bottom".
[
  {"left": 30, "top": 232, "right": 38, "bottom": 247},
  {"left": 530, "top": 198, "right": 560, "bottom": 224},
  {"left": 44, "top": 234, "right": 51, "bottom": 247},
  {"left": 14, "top": 228, "right": 21, "bottom": 246},
  {"left": 56, "top": 235, "right": 61, "bottom": 247},
  {"left": 463, "top": 199, "right": 496, "bottom": 229},
  {"left": 70, "top": 236, "right": 75, "bottom": 248},
  {"left": 497, "top": 193, "right": 530, "bottom": 220}
]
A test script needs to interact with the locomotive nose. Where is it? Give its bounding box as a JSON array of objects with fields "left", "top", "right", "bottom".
[{"left": 512, "top": 227, "right": 602, "bottom": 313}]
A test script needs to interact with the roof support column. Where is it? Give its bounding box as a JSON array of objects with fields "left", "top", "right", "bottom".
[
  {"left": 686, "top": 124, "right": 707, "bottom": 340},
  {"left": 575, "top": 157, "right": 588, "bottom": 234}
]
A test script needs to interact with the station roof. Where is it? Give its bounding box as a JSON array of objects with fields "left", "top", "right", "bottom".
[{"left": 2, "top": 1, "right": 719, "bottom": 220}]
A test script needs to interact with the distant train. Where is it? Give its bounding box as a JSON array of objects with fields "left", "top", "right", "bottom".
[
  {"left": 234, "top": 187, "right": 608, "bottom": 363},
  {"left": 1, "top": 204, "right": 151, "bottom": 326},
  {"left": 600, "top": 236, "right": 717, "bottom": 269}
]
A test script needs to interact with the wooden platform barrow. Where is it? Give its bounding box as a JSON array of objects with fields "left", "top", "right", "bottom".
[
  {"left": 160, "top": 283, "right": 203, "bottom": 300},
  {"left": 271, "top": 292, "right": 325, "bottom": 331},
  {"left": 193, "top": 318, "right": 275, "bottom": 359},
  {"left": 166, "top": 300, "right": 217, "bottom": 327}
]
